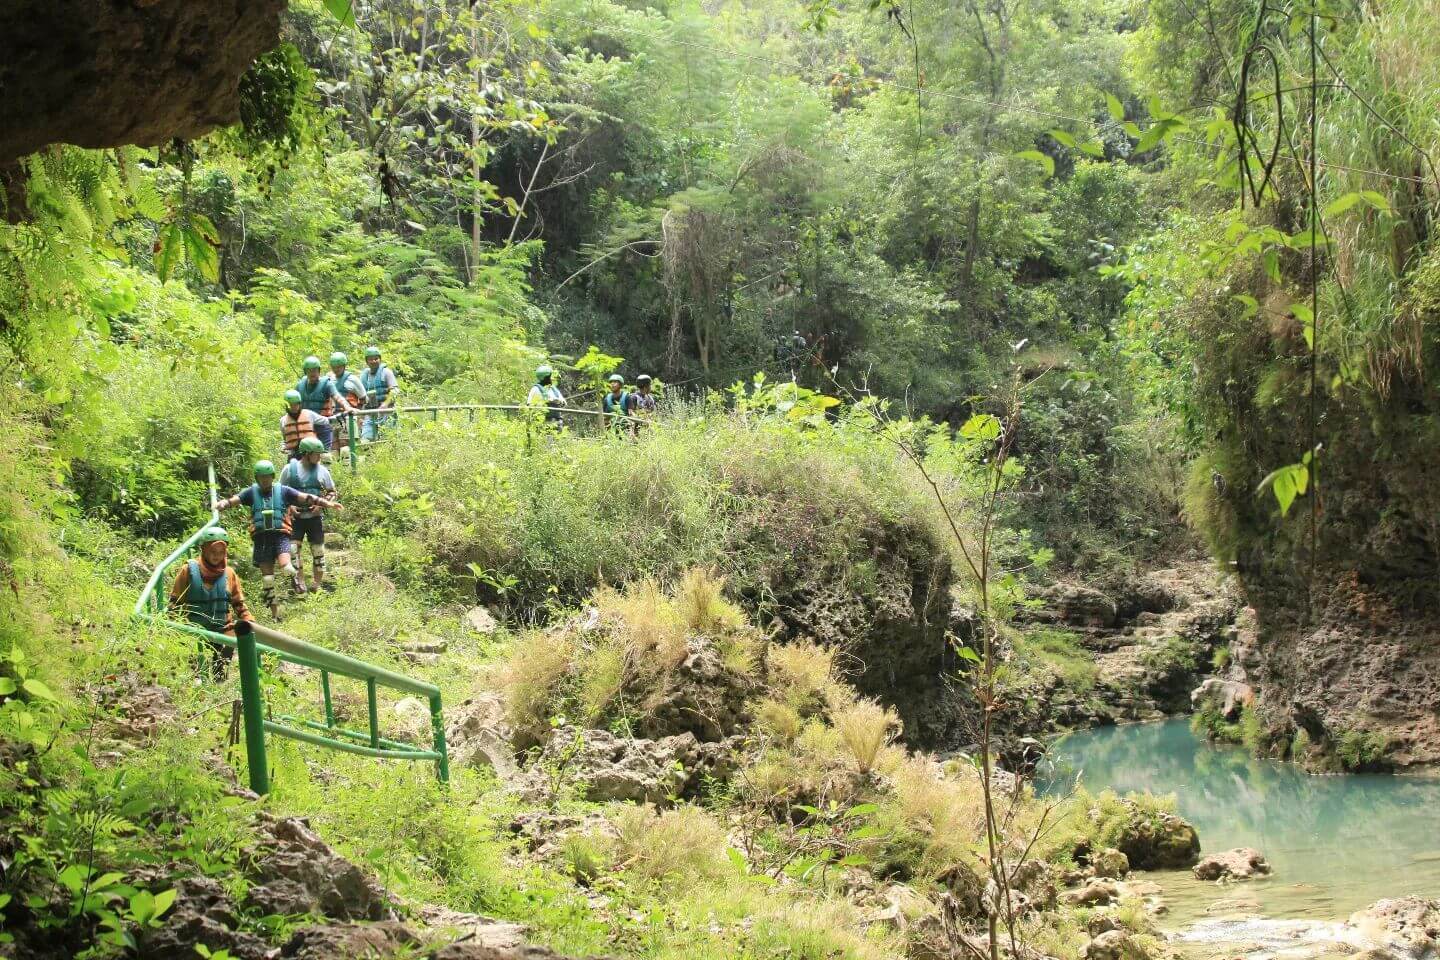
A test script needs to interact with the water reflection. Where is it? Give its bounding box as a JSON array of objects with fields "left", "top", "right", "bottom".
[{"left": 1038, "top": 719, "right": 1440, "bottom": 921}]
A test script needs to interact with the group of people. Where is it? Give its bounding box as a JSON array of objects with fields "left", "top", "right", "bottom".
[
  {"left": 527, "top": 364, "right": 657, "bottom": 434},
  {"left": 170, "top": 354, "right": 661, "bottom": 677},
  {"left": 280, "top": 346, "right": 400, "bottom": 460}
]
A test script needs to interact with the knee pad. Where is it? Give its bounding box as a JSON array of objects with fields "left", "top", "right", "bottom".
[
  {"left": 280, "top": 559, "right": 297, "bottom": 576},
  {"left": 262, "top": 574, "right": 276, "bottom": 599},
  {"left": 312, "top": 545, "right": 327, "bottom": 570}
]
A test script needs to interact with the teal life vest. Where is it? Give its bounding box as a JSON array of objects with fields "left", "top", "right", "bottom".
[
  {"left": 296, "top": 376, "right": 335, "bottom": 415},
  {"left": 603, "top": 390, "right": 630, "bottom": 418},
  {"left": 361, "top": 364, "right": 391, "bottom": 407},
  {"left": 249, "top": 483, "right": 287, "bottom": 532},
  {"left": 283, "top": 462, "right": 326, "bottom": 499},
  {"left": 184, "top": 559, "right": 230, "bottom": 631}
]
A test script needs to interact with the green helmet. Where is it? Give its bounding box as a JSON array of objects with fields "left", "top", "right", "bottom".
[
  {"left": 329, "top": 351, "right": 347, "bottom": 367},
  {"left": 608, "top": 374, "right": 624, "bottom": 385},
  {"left": 302, "top": 355, "right": 322, "bottom": 372},
  {"left": 298, "top": 437, "right": 325, "bottom": 455},
  {"left": 365, "top": 346, "right": 382, "bottom": 360},
  {"left": 198, "top": 527, "right": 229, "bottom": 545},
  {"left": 285, "top": 388, "right": 303, "bottom": 405},
  {"left": 254, "top": 460, "right": 276, "bottom": 477},
  {"left": 535, "top": 364, "right": 553, "bottom": 382}
]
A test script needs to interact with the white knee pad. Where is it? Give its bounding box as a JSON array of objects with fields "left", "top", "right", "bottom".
[
  {"left": 312, "top": 545, "right": 326, "bottom": 570},
  {"left": 280, "top": 559, "right": 297, "bottom": 576}
]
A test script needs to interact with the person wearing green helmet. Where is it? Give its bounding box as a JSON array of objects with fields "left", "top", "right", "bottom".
[
  {"left": 281, "top": 436, "right": 339, "bottom": 593},
  {"left": 281, "top": 389, "right": 324, "bottom": 461},
  {"left": 327, "top": 352, "right": 367, "bottom": 456},
  {"left": 295, "top": 355, "right": 354, "bottom": 453},
  {"left": 600, "top": 373, "right": 630, "bottom": 434},
  {"left": 216, "top": 459, "right": 341, "bottom": 617},
  {"left": 166, "top": 526, "right": 255, "bottom": 678},
  {"left": 527, "top": 364, "right": 565, "bottom": 423},
  {"left": 359, "top": 346, "right": 399, "bottom": 442}
]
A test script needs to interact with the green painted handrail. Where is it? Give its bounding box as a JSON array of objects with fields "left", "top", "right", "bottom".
[{"left": 132, "top": 464, "right": 449, "bottom": 794}]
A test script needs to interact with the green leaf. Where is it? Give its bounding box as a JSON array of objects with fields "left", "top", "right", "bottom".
[
  {"left": 21, "top": 678, "right": 56, "bottom": 701},
  {"left": 1257, "top": 462, "right": 1309, "bottom": 517},
  {"left": 956, "top": 646, "right": 982, "bottom": 663},
  {"left": 322, "top": 0, "right": 356, "bottom": 27},
  {"left": 1077, "top": 139, "right": 1106, "bottom": 158},
  {"left": 0, "top": 678, "right": 15, "bottom": 696},
  {"left": 1105, "top": 93, "right": 1125, "bottom": 122},
  {"left": 844, "top": 803, "right": 879, "bottom": 817},
  {"left": 151, "top": 888, "right": 176, "bottom": 921},
  {"left": 1135, "top": 118, "right": 1177, "bottom": 154},
  {"left": 183, "top": 225, "right": 220, "bottom": 283},
  {"left": 1048, "top": 129, "right": 1077, "bottom": 148},
  {"left": 155, "top": 224, "right": 183, "bottom": 282},
  {"left": 1233, "top": 294, "right": 1259, "bottom": 318},
  {"left": 959, "top": 413, "right": 1001, "bottom": 440},
  {"left": 1015, "top": 150, "right": 1055, "bottom": 177}
]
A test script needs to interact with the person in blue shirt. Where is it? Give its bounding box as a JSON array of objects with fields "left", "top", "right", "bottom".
[
  {"left": 216, "top": 459, "right": 340, "bottom": 618},
  {"left": 296, "top": 355, "right": 353, "bottom": 453},
  {"left": 281, "top": 438, "right": 339, "bottom": 593},
  {"left": 359, "top": 347, "right": 400, "bottom": 442}
]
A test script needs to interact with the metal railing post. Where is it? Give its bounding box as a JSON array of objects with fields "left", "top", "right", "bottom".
[
  {"left": 237, "top": 630, "right": 270, "bottom": 795},
  {"left": 321, "top": 670, "right": 334, "bottom": 727},
  {"left": 348, "top": 414, "right": 358, "bottom": 474},
  {"left": 430, "top": 693, "right": 449, "bottom": 784},
  {"left": 366, "top": 677, "right": 379, "bottom": 748}
]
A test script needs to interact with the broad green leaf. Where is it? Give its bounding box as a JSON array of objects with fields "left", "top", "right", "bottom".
[
  {"left": 150, "top": 888, "right": 176, "bottom": 920},
  {"left": 844, "top": 802, "right": 879, "bottom": 817},
  {"left": 956, "top": 646, "right": 982, "bottom": 663},
  {"left": 184, "top": 225, "right": 220, "bottom": 283},
  {"left": 1077, "top": 139, "right": 1105, "bottom": 158},
  {"left": 155, "top": 224, "right": 183, "bottom": 282},
  {"left": 1233, "top": 294, "right": 1259, "bottom": 318},
  {"left": 1135, "top": 118, "right": 1177, "bottom": 154},
  {"left": 959, "top": 413, "right": 1001, "bottom": 440},
  {"left": 21, "top": 678, "right": 56, "bottom": 701},
  {"left": 1015, "top": 150, "right": 1055, "bottom": 177},
  {"left": 1257, "top": 462, "right": 1309, "bottom": 517},
  {"left": 1049, "top": 129, "right": 1077, "bottom": 148},
  {"left": 322, "top": 0, "right": 356, "bottom": 27},
  {"left": 1105, "top": 93, "right": 1125, "bottom": 122},
  {"left": 0, "top": 678, "right": 15, "bottom": 696}
]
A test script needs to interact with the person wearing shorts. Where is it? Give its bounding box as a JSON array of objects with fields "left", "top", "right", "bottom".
[
  {"left": 216, "top": 459, "right": 340, "bottom": 618},
  {"left": 281, "top": 438, "right": 339, "bottom": 593}
]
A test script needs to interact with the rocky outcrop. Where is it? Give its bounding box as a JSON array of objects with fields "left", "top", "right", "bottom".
[
  {"left": 629, "top": 639, "right": 757, "bottom": 743},
  {"left": 1083, "top": 929, "right": 1151, "bottom": 960},
  {"left": 0, "top": 0, "right": 286, "bottom": 165},
  {"left": 1347, "top": 897, "right": 1440, "bottom": 960},
  {"left": 1102, "top": 798, "right": 1201, "bottom": 870},
  {"left": 443, "top": 692, "right": 520, "bottom": 781},
  {"left": 1193, "top": 847, "right": 1271, "bottom": 881},
  {"left": 244, "top": 816, "right": 393, "bottom": 921},
  {"left": 1089, "top": 847, "right": 1130, "bottom": 880},
  {"left": 514, "top": 726, "right": 741, "bottom": 805},
  {"left": 1190, "top": 677, "right": 1255, "bottom": 721}
]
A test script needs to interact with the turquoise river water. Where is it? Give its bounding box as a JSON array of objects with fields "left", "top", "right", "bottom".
[{"left": 1039, "top": 718, "right": 1440, "bottom": 930}]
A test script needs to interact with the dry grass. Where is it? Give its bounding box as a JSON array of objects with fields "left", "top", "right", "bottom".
[
  {"left": 500, "top": 629, "right": 575, "bottom": 736},
  {"left": 611, "top": 803, "right": 730, "bottom": 881},
  {"left": 596, "top": 579, "right": 689, "bottom": 670},
  {"left": 676, "top": 566, "right": 745, "bottom": 635},
  {"left": 767, "top": 641, "right": 842, "bottom": 716},
  {"left": 832, "top": 699, "right": 900, "bottom": 775},
  {"left": 755, "top": 697, "right": 803, "bottom": 745},
  {"left": 881, "top": 754, "right": 987, "bottom": 874}
]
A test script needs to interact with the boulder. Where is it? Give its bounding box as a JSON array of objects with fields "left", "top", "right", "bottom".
[
  {"left": 464, "top": 605, "right": 500, "bottom": 634},
  {"left": 936, "top": 860, "right": 987, "bottom": 920},
  {"left": 1193, "top": 847, "right": 1271, "bottom": 882},
  {"left": 1084, "top": 929, "right": 1150, "bottom": 960},
  {"left": 134, "top": 871, "right": 271, "bottom": 960},
  {"left": 1090, "top": 847, "right": 1130, "bottom": 880},
  {"left": 1190, "top": 678, "right": 1255, "bottom": 721},
  {"left": 515, "top": 727, "right": 740, "bottom": 805},
  {"left": 1104, "top": 798, "right": 1201, "bottom": 870},
  {"left": 446, "top": 692, "right": 519, "bottom": 780},
  {"left": 630, "top": 638, "right": 758, "bottom": 743},
  {"left": 1348, "top": 897, "right": 1440, "bottom": 960},
  {"left": 282, "top": 922, "right": 418, "bottom": 960},
  {"left": 1063, "top": 878, "right": 1120, "bottom": 907},
  {"left": 243, "top": 816, "right": 392, "bottom": 921},
  {"left": 1047, "top": 583, "right": 1119, "bottom": 628}
]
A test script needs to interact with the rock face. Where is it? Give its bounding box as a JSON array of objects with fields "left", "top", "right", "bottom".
[
  {"left": 1193, "top": 847, "right": 1271, "bottom": 881},
  {"left": 0, "top": 0, "right": 286, "bottom": 165},
  {"left": 445, "top": 692, "right": 520, "bottom": 781},
  {"left": 1191, "top": 677, "right": 1255, "bottom": 721},
  {"left": 244, "top": 817, "right": 393, "bottom": 921},
  {"left": 629, "top": 639, "right": 757, "bottom": 743},
  {"left": 515, "top": 726, "right": 740, "bottom": 805},
  {"left": 1089, "top": 847, "right": 1130, "bottom": 880},
  {"left": 1084, "top": 929, "right": 1150, "bottom": 960}
]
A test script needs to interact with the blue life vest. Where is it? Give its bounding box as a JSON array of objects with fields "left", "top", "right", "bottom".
[
  {"left": 249, "top": 483, "right": 287, "bottom": 532},
  {"left": 603, "top": 390, "right": 630, "bottom": 428},
  {"left": 184, "top": 559, "right": 230, "bottom": 631},
  {"left": 296, "top": 376, "right": 335, "bottom": 415},
  {"left": 361, "top": 364, "right": 392, "bottom": 407},
  {"left": 283, "top": 462, "right": 326, "bottom": 498}
]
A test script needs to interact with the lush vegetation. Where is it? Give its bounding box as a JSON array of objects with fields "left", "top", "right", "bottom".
[{"left": 3, "top": 0, "right": 1437, "bottom": 952}]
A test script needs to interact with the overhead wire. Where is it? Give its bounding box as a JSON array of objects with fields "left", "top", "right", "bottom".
[{"left": 543, "top": 10, "right": 1432, "bottom": 186}]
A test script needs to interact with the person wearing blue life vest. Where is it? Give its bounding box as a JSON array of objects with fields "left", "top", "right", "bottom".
[
  {"left": 328, "top": 352, "right": 367, "bottom": 457},
  {"left": 296, "top": 355, "right": 353, "bottom": 453},
  {"left": 359, "top": 346, "right": 399, "bottom": 442},
  {"left": 167, "top": 527, "right": 255, "bottom": 678},
  {"left": 216, "top": 459, "right": 340, "bottom": 618},
  {"left": 527, "top": 364, "right": 565, "bottom": 424},
  {"left": 281, "top": 437, "right": 339, "bottom": 594},
  {"left": 600, "top": 374, "right": 630, "bottom": 434}
]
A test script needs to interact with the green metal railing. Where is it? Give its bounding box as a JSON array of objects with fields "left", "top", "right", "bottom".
[
  {"left": 133, "top": 465, "right": 448, "bottom": 794},
  {"left": 342, "top": 402, "right": 648, "bottom": 472}
]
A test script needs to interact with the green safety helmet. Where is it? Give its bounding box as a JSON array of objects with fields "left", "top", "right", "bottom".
[
  {"left": 198, "top": 527, "right": 229, "bottom": 545},
  {"left": 608, "top": 374, "right": 624, "bottom": 385},
  {"left": 365, "top": 346, "right": 382, "bottom": 359},
  {"left": 302, "top": 355, "right": 322, "bottom": 372},
  {"left": 535, "top": 364, "right": 553, "bottom": 382},
  {"left": 298, "top": 437, "right": 325, "bottom": 455},
  {"left": 284, "top": 388, "right": 303, "bottom": 405},
  {"left": 329, "top": 351, "right": 348, "bottom": 367},
  {"left": 254, "top": 459, "right": 276, "bottom": 477}
]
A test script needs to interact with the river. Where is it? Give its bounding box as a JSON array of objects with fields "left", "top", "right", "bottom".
[{"left": 1039, "top": 719, "right": 1440, "bottom": 955}]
